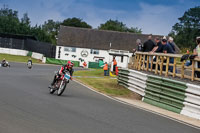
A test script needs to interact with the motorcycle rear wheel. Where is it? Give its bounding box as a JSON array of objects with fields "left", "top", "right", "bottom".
[{"left": 49, "top": 88, "right": 56, "bottom": 94}]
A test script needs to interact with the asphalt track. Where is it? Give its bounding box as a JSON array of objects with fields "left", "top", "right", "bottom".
[{"left": 0, "top": 62, "right": 199, "bottom": 133}]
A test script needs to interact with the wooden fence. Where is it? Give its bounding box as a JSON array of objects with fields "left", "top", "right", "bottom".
[{"left": 131, "top": 52, "right": 200, "bottom": 82}]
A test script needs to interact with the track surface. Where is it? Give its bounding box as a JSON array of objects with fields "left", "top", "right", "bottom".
[{"left": 0, "top": 62, "right": 199, "bottom": 133}]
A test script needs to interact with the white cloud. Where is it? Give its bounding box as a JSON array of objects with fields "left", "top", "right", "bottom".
[
  {"left": 1, "top": 0, "right": 198, "bottom": 35},
  {"left": 50, "top": 1, "right": 126, "bottom": 28},
  {"left": 122, "top": 3, "right": 182, "bottom": 35}
]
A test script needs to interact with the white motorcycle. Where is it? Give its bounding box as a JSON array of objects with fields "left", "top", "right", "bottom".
[
  {"left": 0, "top": 61, "right": 10, "bottom": 67},
  {"left": 27, "top": 61, "right": 32, "bottom": 69}
]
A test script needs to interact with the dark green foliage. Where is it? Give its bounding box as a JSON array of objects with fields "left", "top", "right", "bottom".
[
  {"left": 0, "top": 6, "right": 143, "bottom": 45},
  {"left": 0, "top": 6, "right": 92, "bottom": 44},
  {"left": 170, "top": 6, "right": 200, "bottom": 50},
  {"left": 98, "top": 19, "right": 142, "bottom": 34},
  {"left": 42, "top": 19, "right": 61, "bottom": 44},
  {"left": 61, "top": 17, "right": 92, "bottom": 29},
  {"left": 0, "top": 6, "right": 20, "bottom": 34},
  {"left": 30, "top": 25, "right": 52, "bottom": 43},
  {"left": 0, "top": 6, "right": 52, "bottom": 43}
]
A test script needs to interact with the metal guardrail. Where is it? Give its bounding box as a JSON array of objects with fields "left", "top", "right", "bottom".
[
  {"left": 118, "top": 68, "right": 200, "bottom": 119},
  {"left": 118, "top": 68, "right": 147, "bottom": 96}
]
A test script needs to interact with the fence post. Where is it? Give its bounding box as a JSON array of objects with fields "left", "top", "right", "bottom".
[
  {"left": 173, "top": 58, "right": 177, "bottom": 78},
  {"left": 191, "top": 60, "right": 195, "bottom": 81},
  {"left": 150, "top": 55, "right": 153, "bottom": 72},
  {"left": 138, "top": 54, "right": 142, "bottom": 70},
  {"left": 155, "top": 56, "right": 159, "bottom": 74},
  {"left": 165, "top": 57, "right": 170, "bottom": 77},
  {"left": 142, "top": 55, "right": 145, "bottom": 70},
  {"left": 133, "top": 54, "right": 137, "bottom": 69},
  {"left": 181, "top": 61, "right": 185, "bottom": 79},
  {"left": 146, "top": 55, "right": 149, "bottom": 71},
  {"left": 160, "top": 56, "right": 164, "bottom": 75}
]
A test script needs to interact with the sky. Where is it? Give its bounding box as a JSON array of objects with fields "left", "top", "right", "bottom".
[{"left": 0, "top": 0, "right": 199, "bottom": 35}]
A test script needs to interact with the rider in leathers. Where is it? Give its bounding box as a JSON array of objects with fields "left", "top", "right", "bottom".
[
  {"left": 1, "top": 58, "right": 6, "bottom": 66},
  {"left": 50, "top": 61, "right": 74, "bottom": 87}
]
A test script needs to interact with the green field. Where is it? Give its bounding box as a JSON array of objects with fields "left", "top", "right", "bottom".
[
  {"left": 0, "top": 53, "right": 41, "bottom": 63},
  {"left": 74, "top": 69, "right": 135, "bottom": 97}
]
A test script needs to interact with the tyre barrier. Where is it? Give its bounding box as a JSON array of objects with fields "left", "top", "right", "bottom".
[{"left": 118, "top": 68, "right": 200, "bottom": 120}]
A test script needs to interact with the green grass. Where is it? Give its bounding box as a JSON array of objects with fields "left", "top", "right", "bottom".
[
  {"left": 77, "top": 77, "right": 131, "bottom": 96},
  {"left": 0, "top": 53, "right": 41, "bottom": 63},
  {"left": 74, "top": 69, "right": 104, "bottom": 77},
  {"left": 74, "top": 69, "right": 133, "bottom": 97}
]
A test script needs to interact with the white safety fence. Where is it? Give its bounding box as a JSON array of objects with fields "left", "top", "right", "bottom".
[
  {"left": 0, "top": 47, "right": 28, "bottom": 56},
  {"left": 0, "top": 47, "right": 44, "bottom": 61}
]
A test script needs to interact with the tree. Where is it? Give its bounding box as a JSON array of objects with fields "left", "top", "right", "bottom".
[
  {"left": 19, "top": 13, "right": 31, "bottom": 34},
  {"left": 127, "top": 27, "right": 142, "bottom": 34},
  {"left": 42, "top": 19, "right": 60, "bottom": 44},
  {"left": 170, "top": 6, "right": 200, "bottom": 49},
  {"left": 0, "top": 6, "right": 20, "bottom": 34},
  {"left": 98, "top": 19, "right": 142, "bottom": 34},
  {"left": 61, "top": 17, "right": 92, "bottom": 28},
  {"left": 30, "top": 25, "right": 51, "bottom": 43},
  {"left": 0, "top": 6, "right": 52, "bottom": 43}
]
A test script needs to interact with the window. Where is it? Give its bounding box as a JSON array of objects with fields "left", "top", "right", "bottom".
[
  {"left": 64, "top": 47, "right": 76, "bottom": 52},
  {"left": 90, "top": 49, "right": 99, "bottom": 55}
]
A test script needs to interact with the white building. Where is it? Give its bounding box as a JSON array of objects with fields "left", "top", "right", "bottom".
[
  {"left": 56, "top": 46, "right": 132, "bottom": 68},
  {"left": 56, "top": 26, "right": 154, "bottom": 68}
]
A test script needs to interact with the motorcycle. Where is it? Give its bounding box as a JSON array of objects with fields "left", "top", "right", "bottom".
[
  {"left": 49, "top": 72, "right": 71, "bottom": 96},
  {"left": 27, "top": 61, "right": 32, "bottom": 69},
  {"left": 0, "top": 61, "right": 10, "bottom": 67}
]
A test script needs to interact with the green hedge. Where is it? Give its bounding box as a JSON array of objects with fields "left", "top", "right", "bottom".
[
  {"left": 46, "top": 58, "right": 79, "bottom": 67},
  {"left": 27, "top": 51, "right": 32, "bottom": 57}
]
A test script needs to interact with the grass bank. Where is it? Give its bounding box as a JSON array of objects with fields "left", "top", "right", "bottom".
[
  {"left": 0, "top": 53, "right": 41, "bottom": 63},
  {"left": 74, "top": 69, "right": 140, "bottom": 99}
]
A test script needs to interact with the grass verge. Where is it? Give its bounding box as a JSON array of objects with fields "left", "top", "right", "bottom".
[
  {"left": 74, "top": 69, "right": 105, "bottom": 77},
  {"left": 74, "top": 69, "right": 141, "bottom": 99},
  {"left": 0, "top": 53, "right": 41, "bottom": 63}
]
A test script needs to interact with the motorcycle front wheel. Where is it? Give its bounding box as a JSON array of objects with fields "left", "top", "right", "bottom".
[{"left": 57, "top": 81, "right": 67, "bottom": 96}]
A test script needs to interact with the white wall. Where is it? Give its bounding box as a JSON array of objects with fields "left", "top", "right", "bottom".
[
  {"left": 56, "top": 46, "right": 132, "bottom": 68},
  {"left": 32, "top": 52, "right": 43, "bottom": 60},
  {"left": 56, "top": 46, "right": 109, "bottom": 66},
  {"left": 0, "top": 47, "right": 44, "bottom": 60},
  {"left": 108, "top": 49, "right": 133, "bottom": 68},
  {"left": 0, "top": 47, "right": 28, "bottom": 56}
]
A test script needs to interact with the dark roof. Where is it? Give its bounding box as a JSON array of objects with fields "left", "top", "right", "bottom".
[
  {"left": 57, "top": 26, "right": 175, "bottom": 52},
  {"left": 0, "top": 33, "right": 37, "bottom": 40}
]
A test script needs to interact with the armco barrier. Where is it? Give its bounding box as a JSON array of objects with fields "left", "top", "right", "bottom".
[
  {"left": 143, "top": 76, "right": 187, "bottom": 113},
  {"left": 46, "top": 58, "right": 79, "bottom": 67},
  {"left": 181, "top": 84, "right": 200, "bottom": 119},
  {"left": 118, "top": 68, "right": 200, "bottom": 120},
  {"left": 118, "top": 68, "right": 147, "bottom": 96}
]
